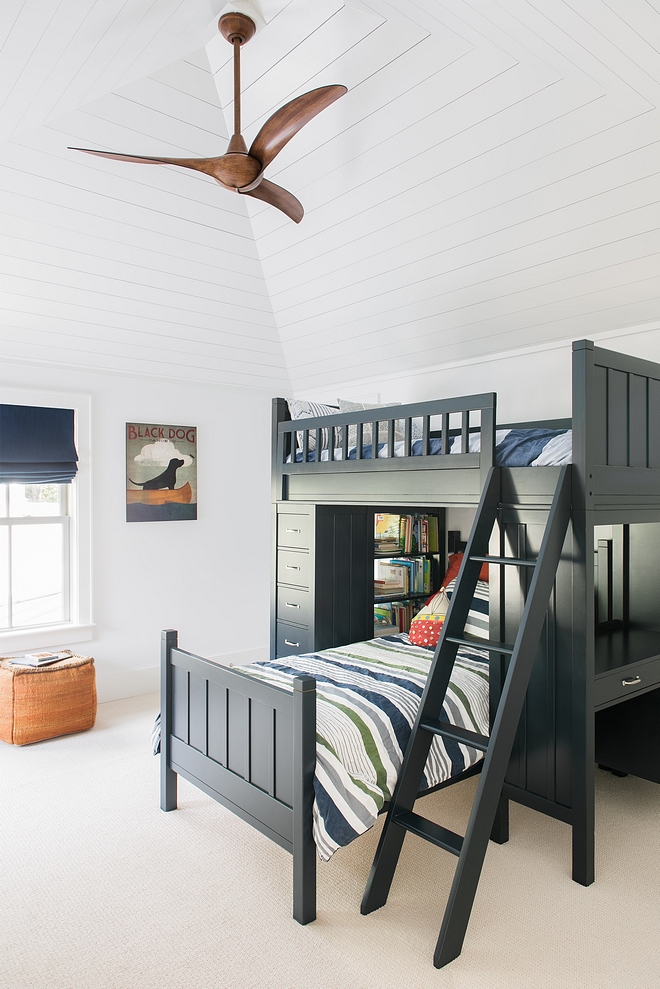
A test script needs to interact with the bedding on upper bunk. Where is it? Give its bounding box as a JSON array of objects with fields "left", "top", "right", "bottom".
[
  {"left": 291, "top": 427, "right": 572, "bottom": 467},
  {"left": 233, "top": 579, "right": 489, "bottom": 861}
]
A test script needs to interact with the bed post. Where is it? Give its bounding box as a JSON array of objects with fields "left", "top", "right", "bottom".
[
  {"left": 272, "top": 397, "right": 290, "bottom": 503},
  {"left": 160, "top": 629, "right": 178, "bottom": 812},
  {"left": 292, "top": 675, "right": 317, "bottom": 924},
  {"left": 570, "top": 340, "right": 596, "bottom": 886},
  {"left": 480, "top": 394, "right": 497, "bottom": 491}
]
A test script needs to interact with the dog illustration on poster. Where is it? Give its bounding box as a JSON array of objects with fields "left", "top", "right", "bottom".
[{"left": 126, "top": 423, "right": 197, "bottom": 522}]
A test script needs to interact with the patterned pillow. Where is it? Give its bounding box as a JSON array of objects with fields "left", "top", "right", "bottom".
[
  {"left": 337, "top": 399, "right": 423, "bottom": 449},
  {"left": 288, "top": 399, "right": 338, "bottom": 452}
]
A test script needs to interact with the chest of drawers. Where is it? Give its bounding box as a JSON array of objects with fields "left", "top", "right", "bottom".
[{"left": 271, "top": 503, "right": 372, "bottom": 660}]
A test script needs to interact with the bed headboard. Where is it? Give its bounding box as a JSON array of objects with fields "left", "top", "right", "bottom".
[{"left": 572, "top": 339, "right": 660, "bottom": 513}]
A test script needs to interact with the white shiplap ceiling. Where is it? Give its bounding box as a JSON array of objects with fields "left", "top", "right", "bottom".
[{"left": 1, "top": 0, "right": 660, "bottom": 392}]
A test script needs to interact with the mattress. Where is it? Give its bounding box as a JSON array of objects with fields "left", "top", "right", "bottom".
[
  {"left": 292, "top": 427, "right": 572, "bottom": 468},
  {"left": 234, "top": 580, "right": 489, "bottom": 861}
]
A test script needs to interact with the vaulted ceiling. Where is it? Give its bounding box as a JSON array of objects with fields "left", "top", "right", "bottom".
[{"left": 2, "top": 0, "right": 660, "bottom": 394}]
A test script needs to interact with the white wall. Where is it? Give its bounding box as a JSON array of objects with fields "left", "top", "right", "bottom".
[
  {"left": 1, "top": 361, "right": 275, "bottom": 702},
  {"left": 304, "top": 324, "right": 660, "bottom": 424}
]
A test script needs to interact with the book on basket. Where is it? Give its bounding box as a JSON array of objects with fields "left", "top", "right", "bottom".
[{"left": 9, "top": 651, "right": 70, "bottom": 667}]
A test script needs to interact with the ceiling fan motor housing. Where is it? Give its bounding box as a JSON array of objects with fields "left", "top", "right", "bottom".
[{"left": 218, "top": 12, "right": 256, "bottom": 46}]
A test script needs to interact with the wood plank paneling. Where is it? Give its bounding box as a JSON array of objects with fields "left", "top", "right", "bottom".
[{"left": 2, "top": 1, "right": 660, "bottom": 389}]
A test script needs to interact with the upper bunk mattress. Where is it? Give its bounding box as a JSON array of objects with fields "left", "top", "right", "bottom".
[{"left": 293, "top": 427, "right": 572, "bottom": 468}]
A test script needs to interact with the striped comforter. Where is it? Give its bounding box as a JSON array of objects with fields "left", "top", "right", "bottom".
[{"left": 235, "top": 581, "right": 489, "bottom": 861}]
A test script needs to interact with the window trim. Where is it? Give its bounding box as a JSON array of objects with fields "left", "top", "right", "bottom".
[{"left": 0, "top": 388, "right": 93, "bottom": 653}]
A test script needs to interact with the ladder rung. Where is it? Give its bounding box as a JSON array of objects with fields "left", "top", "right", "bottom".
[
  {"left": 445, "top": 634, "right": 515, "bottom": 655},
  {"left": 470, "top": 555, "right": 536, "bottom": 568},
  {"left": 421, "top": 718, "right": 489, "bottom": 752},
  {"left": 393, "top": 810, "right": 463, "bottom": 856}
]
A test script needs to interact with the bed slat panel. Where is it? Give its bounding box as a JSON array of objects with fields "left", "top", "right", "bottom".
[
  {"left": 593, "top": 364, "right": 608, "bottom": 466},
  {"left": 629, "top": 374, "right": 648, "bottom": 468},
  {"left": 188, "top": 672, "right": 207, "bottom": 754},
  {"left": 650, "top": 378, "right": 660, "bottom": 468},
  {"left": 227, "top": 690, "right": 249, "bottom": 779},
  {"left": 275, "top": 708, "right": 294, "bottom": 807},
  {"left": 250, "top": 701, "right": 275, "bottom": 795},
  {"left": 607, "top": 369, "right": 629, "bottom": 467},
  {"left": 172, "top": 665, "right": 188, "bottom": 743},
  {"left": 207, "top": 681, "right": 228, "bottom": 766}
]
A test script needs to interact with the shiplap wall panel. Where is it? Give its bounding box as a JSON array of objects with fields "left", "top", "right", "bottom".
[
  {"left": 270, "top": 169, "right": 660, "bottom": 312},
  {"left": 2, "top": 0, "right": 660, "bottom": 391},
  {"left": 0, "top": 190, "right": 266, "bottom": 285},
  {"left": 1, "top": 29, "right": 287, "bottom": 390},
  {"left": 278, "top": 203, "right": 660, "bottom": 326}
]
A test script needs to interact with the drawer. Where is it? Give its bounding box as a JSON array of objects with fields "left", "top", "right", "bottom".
[
  {"left": 278, "top": 513, "right": 310, "bottom": 550},
  {"left": 277, "top": 585, "right": 311, "bottom": 626},
  {"left": 276, "top": 622, "right": 311, "bottom": 658},
  {"left": 277, "top": 549, "right": 310, "bottom": 587},
  {"left": 594, "top": 654, "right": 660, "bottom": 709}
]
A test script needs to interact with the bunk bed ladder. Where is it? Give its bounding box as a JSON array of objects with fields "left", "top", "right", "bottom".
[{"left": 361, "top": 464, "right": 571, "bottom": 968}]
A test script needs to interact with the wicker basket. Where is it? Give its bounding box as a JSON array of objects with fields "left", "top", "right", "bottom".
[{"left": 0, "top": 652, "right": 97, "bottom": 745}]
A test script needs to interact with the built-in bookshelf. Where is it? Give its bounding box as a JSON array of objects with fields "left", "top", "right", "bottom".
[{"left": 373, "top": 510, "right": 443, "bottom": 636}]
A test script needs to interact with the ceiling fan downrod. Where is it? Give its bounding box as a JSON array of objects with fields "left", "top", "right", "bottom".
[{"left": 218, "top": 12, "right": 256, "bottom": 154}]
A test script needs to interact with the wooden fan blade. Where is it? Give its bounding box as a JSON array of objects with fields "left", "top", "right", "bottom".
[
  {"left": 69, "top": 148, "right": 216, "bottom": 173},
  {"left": 69, "top": 147, "right": 262, "bottom": 189},
  {"left": 248, "top": 85, "right": 347, "bottom": 171},
  {"left": 240, "top": 179, "right": 304, "bottom": 223}
]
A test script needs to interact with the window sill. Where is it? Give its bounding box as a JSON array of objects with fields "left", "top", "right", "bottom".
[{"left": 0, "top": 624, "right": 95, "bottom": 656}]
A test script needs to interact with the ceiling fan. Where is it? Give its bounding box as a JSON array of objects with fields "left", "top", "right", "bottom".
[{"left": 70, "top": 11, "right": 347, "bottom": 223}]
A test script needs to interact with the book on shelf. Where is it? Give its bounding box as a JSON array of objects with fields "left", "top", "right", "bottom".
[
  {"left": 373, "top": 623, "right": 399, "bottom": 637},
  {"left": 374, "top": 599, "right": 422, "bottom": 634},
  {"left": 9, "top": 651, "right": 70, "bottom": 667},
  {"left": 374, "top": 513, "right": 403, "bottom": 553},
  {"left": 375, "top": 562, "right": 409, "bottom": 595},
  {"left": 375, "top": 512, "right": 440, "bottom": 555}
]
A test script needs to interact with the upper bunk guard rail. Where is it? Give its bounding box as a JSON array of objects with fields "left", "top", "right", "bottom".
[
  {"left": 573, "top": 339, "right": 660, "bottom": 514},
  {"left": 272, "top": 393, "right": 497, "bottom": 500}
]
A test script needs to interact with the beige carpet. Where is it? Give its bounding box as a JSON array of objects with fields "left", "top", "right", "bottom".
[{"left": 1, "top": 692, "right": 658, "bottom": 989}]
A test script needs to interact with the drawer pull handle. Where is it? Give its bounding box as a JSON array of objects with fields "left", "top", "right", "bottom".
[
  {"left": 284, "top": 639, "right": 299, "bottom": 648},
  {"left": 285, "top": 565, "right": 301, "bottom": 571},
  {"left": 622, "top": 675, "right": 641, "bottom": 686},
  {"left": 286, "top": 528, "right": 301, "bottom": 533},
  {"left": 285, "top": 602, "right": 300, "bottom": 609}
]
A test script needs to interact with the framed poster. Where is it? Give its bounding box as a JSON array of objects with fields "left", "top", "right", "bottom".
[{"left": 126, "top": 423, "right": 197, "bottom": 522}]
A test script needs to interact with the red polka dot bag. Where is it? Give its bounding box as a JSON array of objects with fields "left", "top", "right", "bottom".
[{"left": 408, "top": 588, "right": 451, "bottom": 648}]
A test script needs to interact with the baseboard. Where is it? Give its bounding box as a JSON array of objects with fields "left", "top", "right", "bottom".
[{"left": 96, "top": 645, "right": 270, "bottom": 703}]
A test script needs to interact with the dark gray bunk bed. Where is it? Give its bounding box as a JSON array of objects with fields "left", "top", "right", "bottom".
[{"left": 161, "top": 339, "right": 660, "bottom": 950}]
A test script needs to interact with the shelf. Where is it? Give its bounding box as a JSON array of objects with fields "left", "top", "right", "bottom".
[
  {"left": 374, "top": 592, "right": 429, "bottom": 603},
  {"left": 374, "top": 551, "right": 439, "bottom": 559},
  {"left": 594, "top": 626, "right": 660, "bottom": 675}
]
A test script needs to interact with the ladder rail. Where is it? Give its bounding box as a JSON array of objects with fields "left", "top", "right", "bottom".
[
  {"left": 434, "top": 464, "right": 571, "bottom": 966},
  {"left": 360, "top": 465, "right": 573, "bottom": 970},
  {"left": 361, "top": 467, "right": 502, "bottom": 913}
]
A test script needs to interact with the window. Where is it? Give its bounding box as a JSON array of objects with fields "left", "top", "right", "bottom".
[
  {"left": 0, "top": 483, "right": 71, "bottom": 630},
  {"left": 0, "top": 391, "right": 92, "bottom": 652}
]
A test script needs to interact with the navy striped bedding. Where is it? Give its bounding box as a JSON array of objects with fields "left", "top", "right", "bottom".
[
  {"left": 293, "top": 427, "right": 572, "bottom": 467},
  {"left": 234, "top": 580, "right": 489, "bottom": 860}
]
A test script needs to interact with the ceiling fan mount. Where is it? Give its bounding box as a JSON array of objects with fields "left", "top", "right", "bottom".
[
  {"left": 218, "top": 12, "right": 256, "bottom": 46},
  {"left": 69, "top": 11, "right": 347, "bottom": 223}
]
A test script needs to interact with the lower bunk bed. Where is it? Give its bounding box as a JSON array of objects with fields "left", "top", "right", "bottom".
[{"left": 160, "top": 582, "right": 489, "bottom": 924}]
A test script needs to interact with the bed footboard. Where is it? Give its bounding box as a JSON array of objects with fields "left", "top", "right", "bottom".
[{"left": 160, "top": 629, "right": 317, "bottom": 924}]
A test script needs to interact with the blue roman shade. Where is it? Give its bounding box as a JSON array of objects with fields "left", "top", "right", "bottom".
[{"left": 0, "top": 405, "right": 79, "bottom": 484}]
